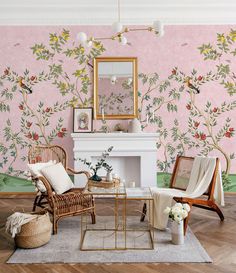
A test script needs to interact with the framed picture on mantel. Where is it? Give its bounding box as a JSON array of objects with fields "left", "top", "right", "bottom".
[{"left": 73, "top": 107, "right": 93, "bottom": 133}]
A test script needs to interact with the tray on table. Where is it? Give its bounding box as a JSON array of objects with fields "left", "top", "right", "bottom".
[{"left": 88, "top": 177, "right": 120, "bottom": 189}]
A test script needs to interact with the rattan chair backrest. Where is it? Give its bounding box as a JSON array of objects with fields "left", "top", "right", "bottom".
[{"left": 28, "top": 145, "right": 67, "bottom": 169}]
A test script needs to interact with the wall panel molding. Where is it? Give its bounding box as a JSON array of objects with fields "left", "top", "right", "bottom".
[{"left": 0, "top": 0, "right": 236, "bottom": 25}]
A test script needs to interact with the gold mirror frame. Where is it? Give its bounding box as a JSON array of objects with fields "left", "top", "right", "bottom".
[{"left": 93, "top": 57, "right": 138, "bottom": 120}]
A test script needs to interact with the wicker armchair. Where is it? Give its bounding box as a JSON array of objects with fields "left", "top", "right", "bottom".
[{"left": 28, "top": 145, "right": 96, "bottom": 234}]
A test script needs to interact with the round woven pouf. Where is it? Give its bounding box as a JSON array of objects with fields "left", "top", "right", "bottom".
[{"left": 15, "top": 211, "right": 52, "bottom": 249}]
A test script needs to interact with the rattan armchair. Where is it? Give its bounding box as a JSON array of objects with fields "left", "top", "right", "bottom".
[{"left": 28, "top": 145, "right": 96, "bottom": 234}]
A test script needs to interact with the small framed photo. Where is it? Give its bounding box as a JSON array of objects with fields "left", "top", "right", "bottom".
[{"left": 73, "top": 107, "right": 93, "bottom": 133}]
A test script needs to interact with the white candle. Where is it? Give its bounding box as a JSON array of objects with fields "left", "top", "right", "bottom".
[
  {"left": 112, "top": 173, "right": 118, "bottom": 179},
  {"left": 129, "top": 181, "right": 135, "bottom": 188},
  {"left": 152, "top": 111, "right": 155, "bottom": 120},
  {"left": 101, "top": 108, "right": 105, "bottom": 121},
  {"left": 146, "top": 113, "right": 149, "bottom": 124}
]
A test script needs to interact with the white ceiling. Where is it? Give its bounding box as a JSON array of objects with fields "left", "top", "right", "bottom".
[{"left": 0, "top": 0, "right": 235, "bottom": 25}]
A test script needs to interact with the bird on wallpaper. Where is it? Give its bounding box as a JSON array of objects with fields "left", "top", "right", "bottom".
[
  {"left": 185, "top": 77, "right": 200, "bottom": 94},
  {"left": 18, "top": 77, "right": 33, "bottom": 94}
]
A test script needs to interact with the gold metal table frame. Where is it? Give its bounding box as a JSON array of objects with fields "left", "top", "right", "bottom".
[
  {"left": 125, "top": 187, "right": 154, "bottom": 250},
  {"left": 80, "top": 184, "right": 154, "bottom": 251}
]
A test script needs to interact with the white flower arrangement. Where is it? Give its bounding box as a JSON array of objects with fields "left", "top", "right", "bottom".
[{"left": 164, "top": 203, "right": 191, "bottom": 224}]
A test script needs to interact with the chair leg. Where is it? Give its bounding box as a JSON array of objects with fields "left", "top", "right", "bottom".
[
  {"left": 140, "top": 202, "right": 147, "bottom": 222},
  {"left": 91, "top": 211, "right": 96, "bottom": 224},
  {"left": 211, "top": 202, "right": 225, "bottom": 221},
  {"left": 184, "top": 216, "right": 189, "bottom": 236},
  {"left": 38, "top": 195, "right": 47, "bottom": 208},
  {"left": 90, "top": 197, "right": 96, "bottom": 224},
  {"left": 52, "top": 213, "right": 58, "bottom": 235},
  {"left": 54, "top": 223, "right": 58, "bottom": 235},
  {"left": 184, "top": 203, "right": 192, "bottom": 235},
  {"left": 32, "top": 195, "right": 40, "bottom": 211}
]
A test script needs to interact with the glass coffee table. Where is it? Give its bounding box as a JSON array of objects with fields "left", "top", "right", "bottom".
[
  {"left": 125, "top": 187, "right": 154, "bottom": 250},
  {"left": 81, "top": 183, "right": 154, "bottom": 251},
  {"left": 81, "top": 183, "right": 127, "bottom": 251}
]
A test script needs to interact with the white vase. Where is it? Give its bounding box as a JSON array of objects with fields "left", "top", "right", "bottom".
[
  {"left": 171, "top": 220, "right": 184, "bottom": 245},
  {"left": 106, "top": 171, "right": 113, "bottom": 182},
  {"left": 128, "top": 118, "right": 142, "bottom": 133}
]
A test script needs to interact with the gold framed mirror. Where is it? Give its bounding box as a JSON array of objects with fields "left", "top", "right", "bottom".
[{"left": 93, "top": 57, "right": 138, "bottom": 120}]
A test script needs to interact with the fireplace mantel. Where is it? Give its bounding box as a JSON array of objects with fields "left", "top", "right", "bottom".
[{"left": 71, "top": 132, "right": 159, "bottom": 188}]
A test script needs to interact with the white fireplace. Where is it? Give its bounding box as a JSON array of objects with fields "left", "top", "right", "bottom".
[{"left": 71, "top": 133, "right": 159, "bottom": 188}]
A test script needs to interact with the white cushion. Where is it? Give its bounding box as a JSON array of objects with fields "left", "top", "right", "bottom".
[
  {"left": 27, "top": 160, "right": 56, "bottom": 192},
  {"left": 27, "top": 160, "right": 56, "bottom": 177},
  {"left": 40, "top": 162, "right": 74, "bottom": 194}
]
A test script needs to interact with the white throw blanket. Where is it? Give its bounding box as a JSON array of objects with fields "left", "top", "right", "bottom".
[
  {"left": 5, "top": 212, "right": 38, "bottom": 238},
  {"left": 151, "top": 157, "right": 225, "bottom": 230}
]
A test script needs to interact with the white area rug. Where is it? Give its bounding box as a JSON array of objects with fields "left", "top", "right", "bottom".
[{"left": 7, "top": 217, "right": 212, "bottom": 263}]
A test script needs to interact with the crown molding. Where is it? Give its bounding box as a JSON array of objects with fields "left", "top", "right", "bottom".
[{"left": 0, "top": 0, "right": 236, "bottom": 25}]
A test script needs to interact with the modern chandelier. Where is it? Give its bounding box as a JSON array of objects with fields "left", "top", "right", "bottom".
[{"left": 77, "top": 0, "right": 164, "bottom": 46}]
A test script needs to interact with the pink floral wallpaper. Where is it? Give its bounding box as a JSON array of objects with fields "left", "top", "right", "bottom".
[
  {"left": 0, "top": 25, "right": 236, "bottom": 191},
  {"left": 98, "top": 76, "right": 133, "bottom": 115}
]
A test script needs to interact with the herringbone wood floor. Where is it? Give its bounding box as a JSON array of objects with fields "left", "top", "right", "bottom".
[{"left": 0, "top": 194, "right": 236, "bottom": 273}]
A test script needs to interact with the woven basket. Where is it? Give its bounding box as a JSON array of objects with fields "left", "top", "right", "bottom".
[
  {"left": 88, "top": 177, "right": 120, "bottom": 189},
  {"left": 15, "top": 210, "right": 52, "bottom": 249}
]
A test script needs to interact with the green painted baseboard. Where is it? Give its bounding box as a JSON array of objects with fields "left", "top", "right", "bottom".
[
  {"left": 1, "top": 172, "right": 236, "bottom": 193},
  {"left": 157, "top": 172, "right": 236, "bottom": 192},
  {"left": 0, "top": 173, "right": 75, "bottom": 193},
  {"left": 0, "top": 174, "right": 35, "bottom": 193}
]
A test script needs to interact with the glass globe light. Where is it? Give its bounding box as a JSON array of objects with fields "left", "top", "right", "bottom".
[
  {"left": 153, "top": 20, "right": 163, "bottom": 32},
  {"left": 121, "top": 36, "right": 127, "bottom": 45},
  {"left": 112, "top": 21, "right": 123, "bottom": 33},
  {"left": 157, "top": 28, "right": 165, "bottom": 37},
  {"left": 77, "top": 32, "right": 87, "bottom": 44},
  {"left": 110, "top": 75, "right": 117, "bottom": 85}
]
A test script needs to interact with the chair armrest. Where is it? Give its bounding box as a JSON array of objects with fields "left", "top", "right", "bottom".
[
  {"left": 66, "top": 168, "right": 90, "bottom": 179},
  {"left": 37, "top": 176, "right": 54, "bottom": 196}
]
